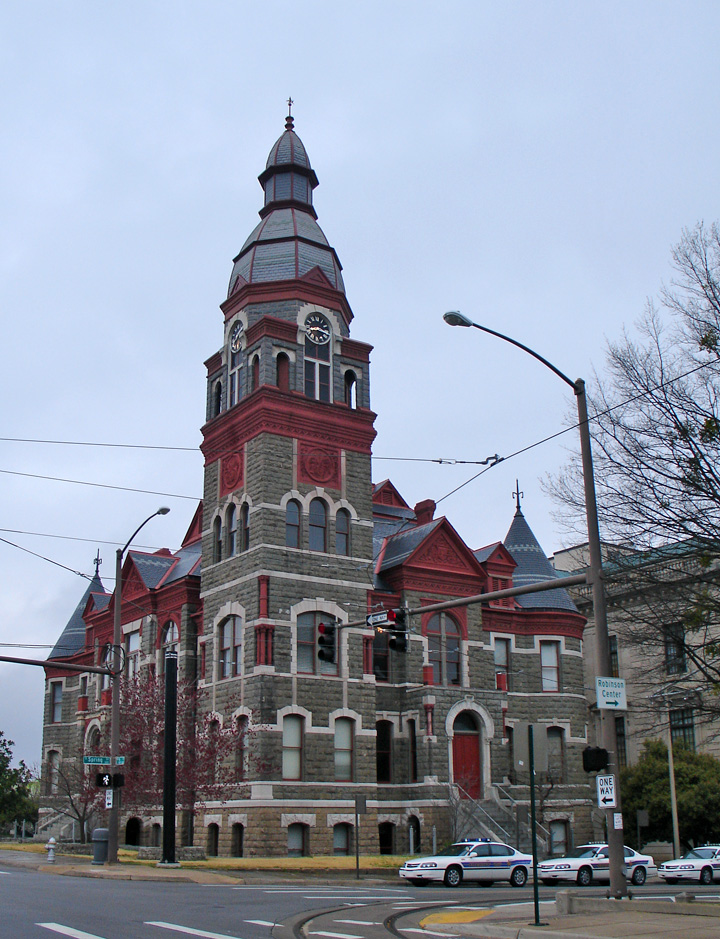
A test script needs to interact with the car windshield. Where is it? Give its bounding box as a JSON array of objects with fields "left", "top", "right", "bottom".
[
  {"left": 561, "top": 847, "right": 602, "bottom": 859},
  {"left": 435, "top": 843, "right": 475, "bottom": 857},
  {"left": 684, "top": 848, "right": 715, "bottom": 859}
]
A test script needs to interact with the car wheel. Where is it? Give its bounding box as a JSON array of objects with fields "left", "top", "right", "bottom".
[
  {"left": 510, "top": 866, "right": 528, "bottom": 887},
  {"left": 444, "top": 865, "right": 463, "bottom": 887},
  {"left": 409, "top": 879, "right": 427, "bottom": 886},
  {"left": 576, "top": 866, "right": 593, "bottom": 887},
  {"left": 630, "top": 867, "right": 646, "bottom": 886},
  {"left": 700, "top": 867, "right": 714, "bottom": 885}
]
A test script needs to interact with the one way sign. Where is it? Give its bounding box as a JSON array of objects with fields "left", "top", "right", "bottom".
[{"left": 596, "top": 774, "right": 617, "bottom": 808}]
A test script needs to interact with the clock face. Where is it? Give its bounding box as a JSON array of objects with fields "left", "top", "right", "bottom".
[
  {"left": 305, "top": 313, "right": 331, "bottom": 345},
  {"left": 230, "top": 321, "right": 244, "bottom": 353}
]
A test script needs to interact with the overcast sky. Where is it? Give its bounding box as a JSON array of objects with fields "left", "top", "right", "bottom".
[{"left": 1, "top": 1, "right": 719, "bottom": 770}]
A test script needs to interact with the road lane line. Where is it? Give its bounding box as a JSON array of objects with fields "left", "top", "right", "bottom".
[
  {"left": 146, "top": 922, "right": 248, "bottom": 938},
  {"left": 244, "top": 921, "right": 275, "bottom": 926},
  {"left": 38, "top": 927, "right": 107, "bottom": 939},
  {"left": 333, "top": 921, "right": 384, "bottom": 926},
  {"left": 307, "top": 932, "right": 362, "bottom": 939}
]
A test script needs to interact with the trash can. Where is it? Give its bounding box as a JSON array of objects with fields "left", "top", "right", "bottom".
[{"left": 91, "top": 828, "right": 109, "bottom": 865}]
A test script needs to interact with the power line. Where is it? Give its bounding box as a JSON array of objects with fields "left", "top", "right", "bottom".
[{"left": 0, "top": 468, "right": 198, "bottom": 501}]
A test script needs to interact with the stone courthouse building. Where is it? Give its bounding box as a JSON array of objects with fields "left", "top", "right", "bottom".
[{"left": 41, "top": 114, "right": 596, "bottom": 857}]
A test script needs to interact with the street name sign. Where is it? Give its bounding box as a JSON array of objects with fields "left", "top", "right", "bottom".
[
  {"left": 596, "top": 774, "right": 617, "bottom": 808},
  {"left": 83, "top": 755, "right": 125, "bottom": 765},
  {"left": 595, "top": 677, "right": 627, "bottom": 710},
  {"left": 366, "top": 612, "right": 390, "bottom": 627}
]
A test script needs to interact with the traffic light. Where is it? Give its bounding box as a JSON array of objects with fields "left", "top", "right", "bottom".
[
  {"left": 96, "top": 772, "right": 112, "bottom": 788},
  {"left": 112, "top": 773, "right": 125, "bottom": 788},
  {"left": 388, "top": 608, "right": 408, "bottom": 653},
  {"left": 317, "top": 621, "right": 336, "bottom": 664},
  {"left": 582, "top": 746, "right": 609, "bottom": 772}
]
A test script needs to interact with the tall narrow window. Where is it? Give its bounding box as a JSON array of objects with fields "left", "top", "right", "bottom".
[
  {"left": 426, "top": 613, "right": 461, "bottom": 686},
  {"left": 609, "top": 635, "right": 619, "bottom": 678},
  {"left": 494, "top": 637, "right": 511, "bottom": 691},
  {"left": 213, "top": 516, "right": 222, "bottom": 564},
  {"left": 219, "top": 616, "right": 242, "bottom": 679},
  {"left": 213, "top": 381, "right": 223, "bottom": 416},
  {"left": 376, "top": 720, "right": 392, "bottom": 783},
  {"left": 251, "top": 355, "right": 260, "bottom": 391},
  {"left": 228, "top": 331, "right": 242, "bottom": 406},
  {"left": 47, "top": 750, "right": 60, "bottom": 794},
  {"left": 126, "top": 630, "right": 140, "bottom": 679},
  {"left": 344, "top": 370, "right": 357, "bottom": 408},
  {"left": 282, "top": 715, "right": 303, "bottom": 780},
  {"left": 540, "top": 641, "right": 560, "bottom": 692},
  {"left": 670, "top": 707, "right": 695, "bottom": 750},
  {"left": 547, "top": 726, "right": 565, "bottom": 782},
  {"left": 335, "top": 509, "right": 350, "bottom": 555},
  {"left": 160, "top": 622, "right": 179, "bottom": 676},
  {"left": 664, "top": 623, "right": 686, "bottom": 675},
  {"left": 615, "top": 716, "right": 627, "bottom": 767},
  {"left": 373, "top": 630, "right": 390, "bottom": 682},
  {"left": 304, "top": 314, "right": 331, "bottom": 402},
  {"left": 334, "top": 718, "right": 354, "bottom": 781},
  {"left": 309, "top": 498, "right": 327, "bottom": 552},
  {"left": 226, "top": 504, "right": 237, "bottom": 557},
  {"left": 276, "top": 352, "right": 290, "bottom": 392},
  {"left": 235, "top": 716, "right": 248, "bottom": 780},
  {"left": 408, "top": 718, "right": 418, "bottom": 783},
  {"left": 240, "top": 503, "right": 250, "bottom": 552},
  {"left": 50, "top": 683, "right": 63, "bottom": 723},
  {"left": 285, "top": 500, "right": 301, "bottom": 548}
]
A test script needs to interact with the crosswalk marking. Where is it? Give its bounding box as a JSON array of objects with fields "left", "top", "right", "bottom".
[
  {"left": 146, "top": 923, "right": 248, "bottom": 938},
  {"left": 244, "top": 921, "right": 275, "bottom": 927},
  {"left": 38, "top": 927, "right": 106, "bottom": 939}
]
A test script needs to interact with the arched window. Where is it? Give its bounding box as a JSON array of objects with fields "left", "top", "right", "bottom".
[
  {"left": 240, "top": 503, "right": 250, "bottom": 552},
  {"left": 287, "top": 822, "right": 308, "bottom": 857},
  {"left": 231, "top": 823, "right": 244, "bottom": 857},
  {"left": 213, "top": 516, "right": 222, "bottom": 564},
  {"left": 309, "top": 498, "right": 327, "bottom": 552},
  {"left": 218, "top": 616, "right": 242, "bottom": 679},
  {"left": 335, "top": 509, "right": 350, "bottom": 556},
  {"left": 547, "top": 726, "right": 566, "bottom": 783},
  {"left": 226, "top": 504, "right": 237, "bottom": 557},
  {"left": 276, "top": 352, "right": 290, "bottom": 392},
  {"left": 46, "top": 750, "right": 60, "bottom": 795},
  {"left": 229, "top": 341, "right": 242, "bottom": 407},
  {"left": 285, "top": 500, "right": 301, "bottom": 548},
  {"left": 160, "top": 621, "right": 179, "bottom": 675},
  {"left": 376, "top": 720, "right": 393, "bottom": 783},
  {"left": 426, "top": 613, "right": 461, "bottom": 686},
  {"left": 251, "top": 355, "right": 260, "bottom": 391},
  {"left": 333, "top": 822, "right": 352, "bottom": 856},
  {"left": 452, "top": 711, "right": 481, "bottom": 799},
  {"left": 282, "top": 715, "right": 303, "bottom": 780},
  {"left": 297, "top": 612, "right": 337, "bottom": 676},
  {"left": 334, "top": 718, "right": 354, "bottom": 781},
  {"left": 344, "top": 370, "right": 357, "bottom": 408},
  {"left": 213, "top": 381, "right": 223, "bottom": 417},
  {"left": 207, "top": 823, "right": 219, "bottom": 857}
]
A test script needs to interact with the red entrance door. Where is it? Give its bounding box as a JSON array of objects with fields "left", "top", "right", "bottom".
[{"left": 452, "top": 730, "right": 481, "bottom": 799}]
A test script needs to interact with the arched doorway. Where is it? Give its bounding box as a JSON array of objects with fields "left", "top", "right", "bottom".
[
  {"left": 207, "top": 823, "right": 219, "bottom": 857},
  {"left": 378, "top": 821, "right": 395, "bottom": 855},
  {"left": 125, "top": 817, "right": 142, "bottom": 846},
  {"left": 452, "top": 711, "right": 482, "bottom": 799}
]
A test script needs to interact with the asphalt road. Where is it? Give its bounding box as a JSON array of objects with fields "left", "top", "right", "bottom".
[{"left": 3, "top": 859, "right": 720, "bottom": 939}]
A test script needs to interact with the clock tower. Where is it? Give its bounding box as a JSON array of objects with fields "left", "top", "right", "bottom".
[{"left": 199, "top": 112, "right": 378, "bottom": 854}]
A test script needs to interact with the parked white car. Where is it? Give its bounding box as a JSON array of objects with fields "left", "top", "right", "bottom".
[
  {"left": 658, "top": 846, "right": 720, "bottom": 884},
  {"left": 537, "top": 843, "right": 657, "bottom": 886},
  {"left": 399, "top": 839, "right": 533, "bottom": 887}
]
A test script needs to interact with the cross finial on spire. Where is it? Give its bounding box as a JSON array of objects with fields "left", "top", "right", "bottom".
[
  {"left": 285, "top": 97, "right": 294, "bottom": 131},
  {"left": 513, "top": 480, "right": 524, "bottom": 513},
  {"left": 94, "top": 549, "right": 102, "bottom": 577}
]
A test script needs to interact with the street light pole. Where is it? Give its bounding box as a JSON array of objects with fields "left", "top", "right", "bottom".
[
  {"left": 107, "top": 506, "right": 170, "bottom": 866},
  {"left": 443, "top": 311, "right": 627, "bottom": 897}
]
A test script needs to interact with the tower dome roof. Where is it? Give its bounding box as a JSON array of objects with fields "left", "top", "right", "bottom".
[
  {"left": 227, "top": 113, "right": 345, "bottom": 297},
  {"left": 503, "top": 507, "right": 578, "bottom": 613}
]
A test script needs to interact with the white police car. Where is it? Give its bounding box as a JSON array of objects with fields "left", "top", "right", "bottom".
[
  {"left": 658, "top": 846, "right": 720, "bottom": 884},
  {"left": 399, "top": 839, "right": 532, "bottom": 887},
  {"left": 537, "top": 843, "right": 656, "bottom": 886}
]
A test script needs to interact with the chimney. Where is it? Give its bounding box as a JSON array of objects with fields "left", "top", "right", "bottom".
[{"left": 414, "top": 499, "right": 436, "bottom": 526}]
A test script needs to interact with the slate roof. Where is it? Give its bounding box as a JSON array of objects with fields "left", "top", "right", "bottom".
[
  {"left": 378, "top": 519, "right": 443, "bottom": 573},
  {"left": 49, "top": 572, "right": 107, "bottom": 660},
  {"left": 503, "top": 509, "right": 578, "bottom": 612},
  {"left": 128, "top": 541, "right": 202, "bottom": 590},
  {"left": 228, "top": 117, "right": 345, "bottom": 296}
]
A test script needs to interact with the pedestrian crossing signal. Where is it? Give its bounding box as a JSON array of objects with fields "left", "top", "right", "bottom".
[{"left": 96, "top": 772, "right": 112, "bottom": 788}]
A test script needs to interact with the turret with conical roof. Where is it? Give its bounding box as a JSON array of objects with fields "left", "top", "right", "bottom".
[{"left": 503, "top": 504, "right": 578, "bottom": 612}]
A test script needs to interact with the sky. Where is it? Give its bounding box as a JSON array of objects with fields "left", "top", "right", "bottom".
[{"left": 1, "top": 1, "right": 719, "bottom": 770}]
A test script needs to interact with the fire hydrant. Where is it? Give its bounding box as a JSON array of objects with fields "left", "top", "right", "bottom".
[{"left": 45, "top": 837, "right": 56, "bottom": 864}]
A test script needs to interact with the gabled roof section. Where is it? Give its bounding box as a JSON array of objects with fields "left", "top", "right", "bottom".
[
  {"left": 373, "top": 480, "right": 410, "bottom": 511},
  {"left": 474, "top": 541, "right": 517, "bottom": 571},
  {"left": 379, "top": 516, "right": 486, "bottom": 580},
  {"left": 503, "top": 508, "right": 578, "bottom": 612},
  {"left": 126, "top": 550, "right": 177, "bottom": 592},
  {"left": 49, "top": 572, "right": 107, "bottom": 660},
  {"left": 182, "top": 501, "right": 203, "bottom": 547}
]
